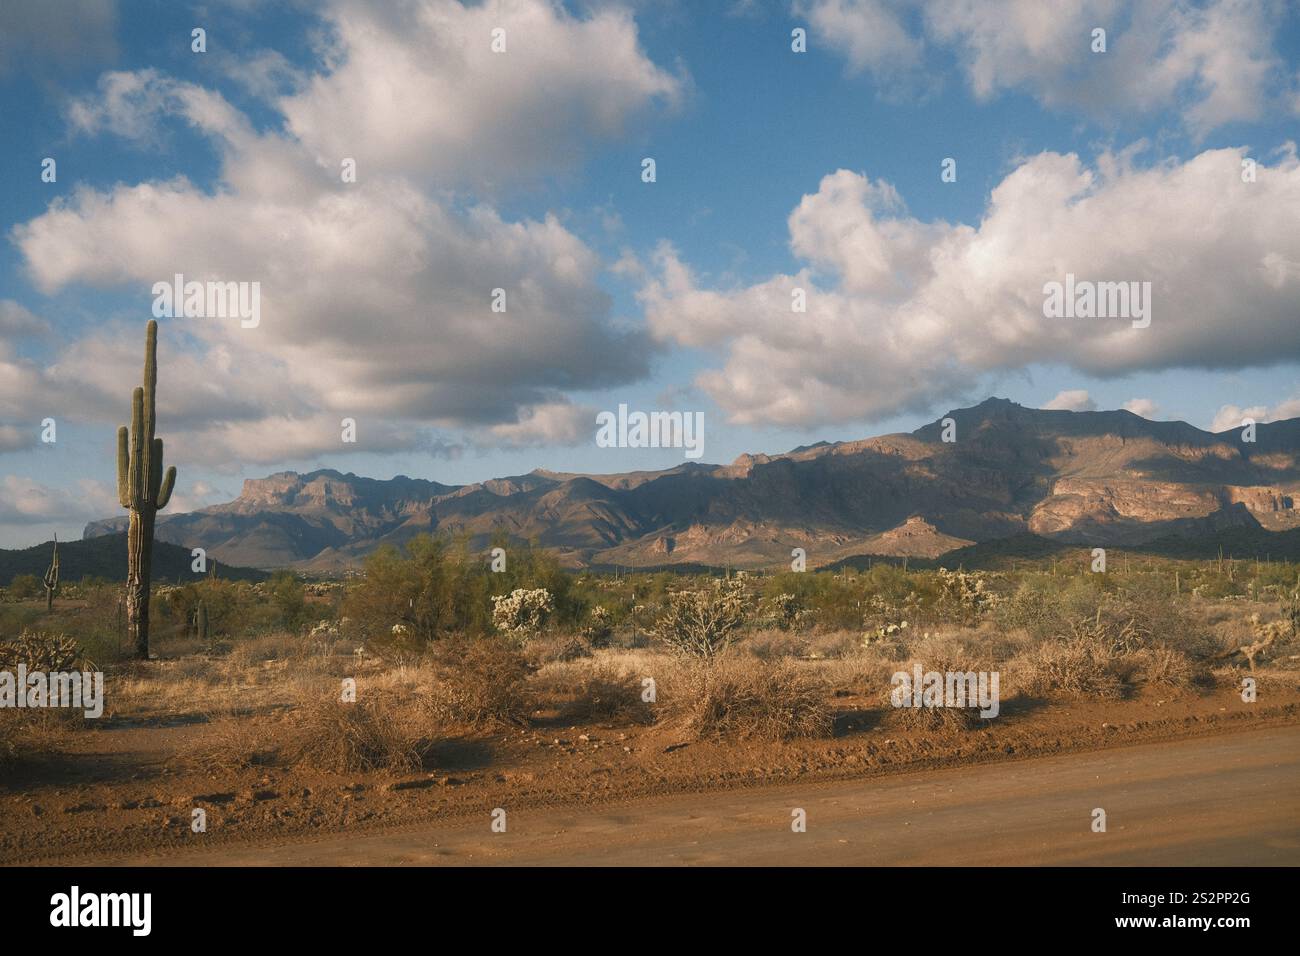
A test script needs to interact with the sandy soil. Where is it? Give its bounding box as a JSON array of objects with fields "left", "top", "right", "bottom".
[
  {"left": 3, "top": 675, "right": 1297, "bottom": 865},
  {"left": 102, "top": 724, "right": 1300, "bottom": 866}
]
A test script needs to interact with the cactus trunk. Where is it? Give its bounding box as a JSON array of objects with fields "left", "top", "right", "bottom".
[
  {"left": 43, "top": 534, "right": 59, "bottom": 612},
  {"left": 118, "top": 320, "right": 177, "bottom": 660}
]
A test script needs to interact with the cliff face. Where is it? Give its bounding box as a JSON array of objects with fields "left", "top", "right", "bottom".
[{"left": 84, "top": 399, "right": 1300, "bottom": 569}]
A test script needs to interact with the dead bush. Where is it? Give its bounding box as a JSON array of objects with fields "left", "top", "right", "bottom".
[
  {"left": 1128, "top": 644, "right": 1208, "bottom": 689},
  {"left": 886, "top": 699, "right": 982, "bottom": 733},
  {"left": 0, "top": 707, "right": 85, "bottom": 768},
  {"left": 1010, "top": 637, "right": 1127, "bottom": 699},
  {"left": 191, "top": 718, "right": 283, "bottom": 774},
  {"left": 226, "top": 631, "right": 306, "bottom": 668},
  {"left": 425, "top": 635, "right": 533, "bottom": 726},
  {"left": 553, "top": 662, "right": 654, "bottom": 725},
  {"left": 287, "top": 695, "right": 424, "bottom": 774},
  {"left": 666, "top": 656, "right": 831, "bottom": 740}
]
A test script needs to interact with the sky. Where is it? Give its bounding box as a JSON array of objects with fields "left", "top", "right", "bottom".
[{"left": 1, "top": 0, "right": 1299, "bottom": 548}]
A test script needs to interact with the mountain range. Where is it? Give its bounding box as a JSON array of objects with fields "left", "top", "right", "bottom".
[{"left": 81, "top": 398, "right": 1300, "bottom": 571}]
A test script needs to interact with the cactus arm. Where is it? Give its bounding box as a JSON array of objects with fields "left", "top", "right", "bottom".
[
  {"left": 149, "top": 437, "right": 163, "bottom": 499},
  {"left": 157, "top": 464, "right": 177, "bottom": 510},
  {"left": 116, "top": 426, "right": 131, "bottom": 507},
  {"left": 129, "top": 387, "right": 144, "bottom": 504}
]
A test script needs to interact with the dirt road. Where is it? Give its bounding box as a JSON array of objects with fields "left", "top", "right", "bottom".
[{"left": 99, "top": 725, "right": 1300, "bottom": 866}]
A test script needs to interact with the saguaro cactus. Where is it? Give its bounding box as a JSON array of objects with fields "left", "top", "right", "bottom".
[
  {"left": 117, "top": 320, "right": 177, "bottom": 659},
  {"left": 43, "top": 534, "right": 59, "bottom": 611}
]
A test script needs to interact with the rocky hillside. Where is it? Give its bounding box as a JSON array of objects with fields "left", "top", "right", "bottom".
[{"left": 83, "top": 398, "right": 1300, "bottom": 570}]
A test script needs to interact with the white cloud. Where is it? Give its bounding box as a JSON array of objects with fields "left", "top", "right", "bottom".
[
  {"left": 280, "top": 0, "right": 682, "bottom": 189},
  {"left": 0, "top": 426, "right": 35, "bottom": 454},
  {"left": 1210, "top": 396, "right": 1300, "bottom": 432},
  {"left": 486, "top": 400, "right": 594, "bottom": 448},
  {"left": 795, "top": 0, "right": 926, "bottom": 93},
  {"left": 640, "top": 145, "right": 1300, "bottom": 427},
  {"left": 1044, "top": 389, "right": 1096, "bottom": 412},
  {"left": 1122, "top": 397, "right": 1160, "bottom": 418},
  {"left": 802, "top": 0, "right": 1292, "bottom": 135},
  {"left": 0, "top": 476, "right": 117, "bottom": 526},
  {"left": 8, "top": 0, "right": 678, "bottom": 466}
]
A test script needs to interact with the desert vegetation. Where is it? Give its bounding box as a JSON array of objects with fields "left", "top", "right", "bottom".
[{"left": 3, "top": 536, "right": 1298, "bottom": 775}]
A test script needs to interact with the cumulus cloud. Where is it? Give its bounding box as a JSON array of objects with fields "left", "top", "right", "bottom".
[
  {"left": 795, "top": 0, "right": 926, "bottom": 94},
  {"left": 279, "top": 0, "right": 682, "bottom": 189},
  {"left": 1122, "top": 397, "right": 1160, "bottom": 418},
  {"left": 640, "top": 145, "right": 1300, "bottom": 427},
  {"left": 486, "top": 399, "right": 595, "bottom": 448},
  {"left": 1210, "top": 396, "right": 1300, "bottom": 432},
  {"left": 1043, "top": 389, "right": 1096, "bottom": 412},
  {"left": 0, "top": 426, "right": 36, "bottom": 454},
  {"left": 0, "top": 476, "right": 118, "bottom": 527},
  {"left": 8, "top": 0, "right": 677, "bottom": 466},
  {"left": 802, "top": 0, "right": 1292, "bottom": 135}
]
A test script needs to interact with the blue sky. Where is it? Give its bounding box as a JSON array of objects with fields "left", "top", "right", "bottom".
[{"left": 1, "top": 0, "right": 1299, "bottom": 547}]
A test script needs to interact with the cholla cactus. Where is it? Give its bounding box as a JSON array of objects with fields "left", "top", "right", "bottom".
[
  {"left": 491, "top": 588, "right": 554, "bottom": 640},
  {"left": 765, "top": 592, "right": 800, "bottom": 629},
  {"left": 0, "top": 630, "right": 83, "bottom": 671},
  {"left": 43, "top": 535, "right": 59, "bottom": 612},
  {"left": 117, "top": 320, "right": 178, "bottom": 659},
  {"left": 581, "top": 605, "right": 614, "bottom": 647},
  {"left": 651, "top": 578, "right": 747, "bottom": 658},
  {"left": 937, "top": 567, "right": 1000, "bottom": 622}
]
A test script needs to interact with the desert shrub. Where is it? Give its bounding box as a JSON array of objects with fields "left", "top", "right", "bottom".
[
  {"left": 344, "top": 534, "right": 581, "bottom": 652},
  {"left": 425, "top": 635, "right": 533, "bottom": 726},
  {"left": 192, "top": 718, "right": 283, "bottom": 773},
  {"left": 267, "top": 571, "right": 311, "bottom": 632},
  {"left": 762, "top": 570, "right": 863, "bottom": 630},
  {"left": 227, "top": 631, "right": 306, "bottom": 668},
  {"left": 344, "top": 536, "right": 492, "bottom": 650},
  {"left": 651, "top": 578, "right": 747, "bottom": 658},
  {"left": 288, "top": 696, "right": 424, "bottom": 774},
  {"left": 667, "top": 656, "right": 831, "bottom": 740},
  {"left": 1127, "top": 645, "right": 1203, "bottom": 689},
  {"left": 553, "top": 663, "right": 654, "bottom": 725},
  {"left": 159, "top": 578, "right": 279, "bottom": 641},
  {"left": 886, "top": 697, "right": 982, "bottom": 733},
  {"left": 0, "top": 707, "right": 85, "bottom": 769},
  {"left": 745, "top": 628, "right": 811, "bottom": 661},
  {"left": 881, "top": 647, "right": 995, "bottom": 733},
  {"left": 7, "top": 574, "right": 41, "bottom": 600},
  {"left": 1010, "top": 637, "right": 1127, "bottom": 699}
]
